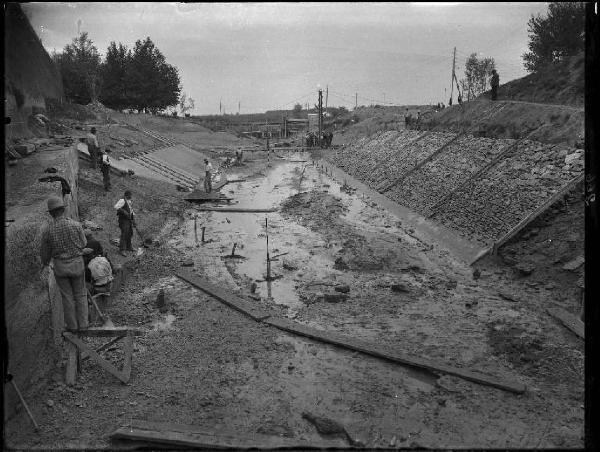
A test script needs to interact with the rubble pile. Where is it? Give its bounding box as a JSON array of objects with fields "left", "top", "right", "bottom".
[
  {"left": 387, "top": 135, "right": 516, "bottom": 214},
  {"left": 431, "top": 140, "right": 584, "bottom": 244}
]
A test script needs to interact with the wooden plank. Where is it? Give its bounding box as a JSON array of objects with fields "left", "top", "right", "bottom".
[
  {"left": 77, "top": 326, "right": 145, "bottom": 337},
  {"left": 63, "top": 333, "right": 129, "bottom": 383},
  {"left": 193, "top": 207, "right": 278, "bottom": 213},
  {"left": 176, "top": 269, "right": 272, "bottom": 321},
  {"left": 264, "top": 316, "right": 526, "bottom": 394},
  {"left": 547, "top": 307, "right": 584, "bottom": 339},
  {"left": 112, "top": 422, "right": 331, "bottom": 449},
  {"left": 468, "top": 173, "right": 585, "bottom": 265},
  {"left": 121, "top": 332, "right": 134, "bottom": 381},
  {"left": 65, "top": 341, "right": 78, "bottom": 386},
  {"left": 82, "top": 336, "right": 123, "bottom": 361}
]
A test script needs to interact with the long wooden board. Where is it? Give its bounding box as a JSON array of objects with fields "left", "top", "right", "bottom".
[
  {"left": 264, "top": 317, "right": 526, "bottom": 394},
  {"left": 112, "top": 419, "right": 335, "bottom": 449},
  {"left": 547, "top": 307, "right": 584, "bottom": 339},
  {"left": 176, "top": 269, "right": 273, "bottom": 321},
  {"left": 63, "top": 333, "right": 130, "bottom": 383},
  {"left": 193, "top": 207, "right": 278, "bottom": 213}
]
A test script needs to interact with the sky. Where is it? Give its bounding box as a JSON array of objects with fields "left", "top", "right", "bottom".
[{"left": 22, "top": 2, "right": 549, "bottom": 115}]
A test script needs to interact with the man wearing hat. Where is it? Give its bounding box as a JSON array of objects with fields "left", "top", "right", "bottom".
[
  {"left": 114, "top": 190, "right": 135, "bottom": 255},
  {"left": 204, "top": 158, "right": 213, "bottom": 193},
  {"left": 39, "top": 196, "right": 88, "bottom": 332},
  {"left": 99, "top": 148, "right": 112, "bottom": 191},
  {"left": 86, "top": 127, "right": 100, "bottom": 169}
]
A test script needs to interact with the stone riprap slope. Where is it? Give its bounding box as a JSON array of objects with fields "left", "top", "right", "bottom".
[
  {"left": 430, "top": 141, "right": 584, "bottom": 245},
  {"left": 387, "top": 135, "right": 516, "bottom": 215}
]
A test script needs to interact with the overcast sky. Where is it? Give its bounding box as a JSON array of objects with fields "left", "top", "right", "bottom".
[{"left": 22, "top": 2, "right": 549, "bottom": 115}]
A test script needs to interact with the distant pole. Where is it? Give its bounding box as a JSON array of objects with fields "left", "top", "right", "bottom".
[
  {"left": 449, "top": 47, "right": 456, "bottom": 106},
  {"left": 355, "top": 92, "right": 358, "bottom": 110},
  {"left": 325, "top": 85, "right": 328, "bottom": 111},
  {"left": 220, "top": 98, "right": 222, "bottom": 115},
  {"left": 318, "top": 89, "right": 323, "bottom": 148},
  {"left": 238, "top": 101, "right": 240, "bottom": 114}
]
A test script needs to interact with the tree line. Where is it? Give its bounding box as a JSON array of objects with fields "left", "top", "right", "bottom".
[{"left": 52, "top": 33, "right": 185, "bottom": 113}]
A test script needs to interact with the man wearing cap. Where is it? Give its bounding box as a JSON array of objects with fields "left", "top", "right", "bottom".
[
  {"left": 204, "top": 158, "right": 213, "bottom": 193},
  {"left": 114, "top": 190, "right": 135, "bottom": 255},
  {"left": 99, "top": 148, "right": 112, "bottom": 191},
  {"left": 86, "top": 127, "right": 100, "bottom": 169},
  {"left": 39, "top": 196, "right": 88, "bottom": 332}
]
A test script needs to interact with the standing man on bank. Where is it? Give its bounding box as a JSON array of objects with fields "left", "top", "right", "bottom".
[
  {"left": 490, "top": 69, "right": 500, "bottom": 101},
  {"left": 99, "top": 148, "right": 112, "bottom": 191},
  {"left": 204, "top": 158, "right": 213, "bottom": 193},
  {"left": 114, "top": 190, "right": 135, "bottom": 256},
  {"left": 39, "top": 196, "right": 88, "bottom": 332},
  {"left": 86, "top": 127, "right": 100, "bottom": 169}
]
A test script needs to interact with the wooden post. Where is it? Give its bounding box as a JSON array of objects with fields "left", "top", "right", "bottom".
[
  {"left": 194, "top": 215, "right": 198, "bottom": 244},
  {"left": 231, "top": 243, "right": 237, "bottom": 257},
  {"left": 201, "top": 227, "right": 206, "bottom": 243},
  {"left": 66, "top": 341, "right": 78, "bottom": 385}
]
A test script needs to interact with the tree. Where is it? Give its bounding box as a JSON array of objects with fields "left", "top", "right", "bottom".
[
  {"left": 99, "top": 41, "right": 130, "bottom": 110},
  {"left": 459, "top": 53, "right": 496, "bottom": 100},
  {"left": 292, "top": 103, "right": 303, "bottom": 118},
  {"left": 127, "top": 37, "right": 181, "bottom": 112},
  {"left": 179, "top": 92, "right": 195, "bottom": 115},
  {"left": 522, "top": 2, "right": 585, "bottom": 73},
  {"left": 53, "top": 32, "right": 101, "bottom": 104}
]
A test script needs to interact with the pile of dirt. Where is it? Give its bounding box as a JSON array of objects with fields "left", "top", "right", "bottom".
[{"left": 280, "top": 191, "right": 348, "bottom": 229}]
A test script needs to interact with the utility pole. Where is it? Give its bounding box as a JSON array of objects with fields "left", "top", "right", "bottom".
[
  {"left": 355, "top": 92, "right": 358, "bottom": 110},
  {"left": 325, "top": 85, "right": 328, "bottom": 111},
  {"left": 318, "top": 89, "right": 323, "bottom": 148},
  {"left": 449, "top": 47, "right": 456, "bottom": 106},
  {"left": 238, "top": 101, "right": 240, "bottom": 115}
]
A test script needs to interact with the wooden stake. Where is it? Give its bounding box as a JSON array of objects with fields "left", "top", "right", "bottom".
[
  {"left": 231, "top": 243, "right": 237, "bottom": 257},
  {"left": 201, "top": 227, "right": 206, "bottom": 243},
  {"left": 10, "top": 380, "right": 40, "bottom": 430}
]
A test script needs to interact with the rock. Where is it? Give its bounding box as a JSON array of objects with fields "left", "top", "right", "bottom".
[
  {"left": 110, "top": 238, "right": 120, "bottom": 247},
  {"left": 14, "top": 143, "right": 36, "bottom": 156},
  {"left": 155, "top": 289, "right": 165, "bottom": 309},
  {"left": 565, "top": 152, "right": 582, "bottom": 165},
  {"left": 445, "top": 279, "right": 457, "bottom": 289},
  {"left": 562, "top": 255, "right": 584, "bottom": 271},
  {"left": 282, "top": 260, "right": 298, "bottom": 271},
  {"left": 515, "top": 263, "right": 534, "bottom": 276},
  {"left": 472, "top": 269, "right": 481, "bottom": 280},
  {"left": 323, "top": 293, "right": 348, "bottom": 303},
  {"left": 46, "top": 399, "right": 55, "bottom": 407},
  {"left": 181, "top": 259, "right": 194, "bottom": 267},
  {"left": 498, "top": 290, "right": 519, "bottom": 302},
  {"left": 334, "top": 285, "right": 350, "bottom": 293},
  {"left": 391, "top": 283, "right": 409, "bottom": 293}
]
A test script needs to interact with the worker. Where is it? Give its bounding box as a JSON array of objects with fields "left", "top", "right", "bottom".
[
  {"left": 203, "top": 158, "right": 213, "bottom": 193},
  {"left": 490, "top": 69, "right": 500, "bottom": 101},
  {"left": 39, "top": 196, "right": 88, "bottom": 332},
  {"left": 87, "top": 250, "right": 114, "bottom": 296},
  {"left": 99, "top": 148, "right": 112, "bottom": 191},
  {"left": 114, "top": 190, "right": 135, "bottom": 256},
  {"left": 83, "top": 230, "right": 104, "bottom": 259},
  {"left": 86, "top": 127, "right": 99, "bottom": 169}
]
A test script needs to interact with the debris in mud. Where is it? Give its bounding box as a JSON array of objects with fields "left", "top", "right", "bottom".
[
  {"left": 282, "top": 259, "right": 299, "bottom": 271},
  {"left": 155, "top": 288, "right": 166, "bottom": 311},
  {"left": 301, "top": 412, "right": 363, "bottom": 447},
  {"left": 516, "top": 262, "right": 535, "bottom": 276},
  {"left": 323, "top": 293, "right": 349, "bottom": 303},
  {"left": 562, "top": 255, "right": 584, "bottom": 271},
  {"left": 334, "top": 285, "right": 350, "bottom": 293},
  {"left": 498, "top": 290, "right": 521, "bottom": 303},
  {"left": 472, "top": 269, "right": 481, "bottom": 280},
  {"left": 334, "top": 257, "right": 349, "bottom": 270}
]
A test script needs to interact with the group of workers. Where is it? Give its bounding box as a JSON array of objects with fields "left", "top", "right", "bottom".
[{"left": 305, "top": 131, "right": 334, "bottom": 148}]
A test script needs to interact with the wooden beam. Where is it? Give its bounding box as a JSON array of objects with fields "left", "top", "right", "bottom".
[
  {"left": 264, "top": 316, "right": 526, "bottom": 394},
  {"left": 192, "top": 207, "right": 278, "bottom": 213},
  {"left": 65, "top": 341, "right": 78, "bottom": 386},
  {"left": 547, "top": 307, "right": 584, "bottom": 339},
  {"left": 380, "top": 132, "right": 463, "bottom": 193},
  {"left": 77, "top": 326, "right": 144, "bottom": 337},
  {"left": 176, "top": 269, "right": 272, "bottom": 321},
  {"left": 470, "top": 173, "right": 584, "bottom": 265},
  {"left": 63, "top": 333, "right": 130, "bottom": 383},
  {"left": 81, "top": 336, "right": 123, "bottom": 362},
  {"left": 111, "top": 420, "right": 332, "bottom": 449}
]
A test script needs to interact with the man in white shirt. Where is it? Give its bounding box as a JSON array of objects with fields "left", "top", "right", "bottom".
[
  {"left": 114, "top": 191, "right": 135, "bottom": 255},
  {"left": 88, "top": 254, "right": 114, "bottom": 294},
  {"left": 204, "top": 158, "right": 213, "bottom": 193},
  {"left": 99, "top": 149, "right": 112, "bottom": 191},
  {"left": 86, "top": 127, "right": 100, "bottom": 169}
]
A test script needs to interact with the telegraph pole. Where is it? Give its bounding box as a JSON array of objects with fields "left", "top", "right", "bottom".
[
  {"left": 325, "top": 85, "right": 328, "bottom": 111},
  {"left": 449, "top": 47, "right": 456, "bottom": 106},
  {"left": 355, "top": 92, "right": 358, "bottom": 110},
  {"left": 318, "top": 89, "right": 323, "bottom": 148}
]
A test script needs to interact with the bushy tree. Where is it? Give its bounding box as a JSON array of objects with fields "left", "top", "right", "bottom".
[
  {"left": 99, "top": 41, "right": 130, "bottom": 110},
  {"left": 53, "top": 32, "right": 101, "bottom": 104},
  {"left": 292, "top": 103, "right": 303, "bottom": 117},
  {"left": 522, "top": 2, "right": 585, "bottom": 73},
  {"left": 127, "top": 37, "right": 181, "bottom": 112},
  {"left": 459, "top": 53, "right": 496, "bottom": 100}
]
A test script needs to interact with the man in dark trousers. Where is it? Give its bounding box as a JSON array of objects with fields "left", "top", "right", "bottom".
[
  {"left": 490, "top": 69, "right": 500, "bottom": 101},
  {"left": 86, "top": 127, "right": 99, "bottom": 169},
  {"left": 99, "top": 148, "right": 112, "bottom": 191},
  {"left": 114, "top": 190, "right": 135, "bottom": 256},
  {"left": 39, "top": 196, "right": 88, "bottom": 332}
]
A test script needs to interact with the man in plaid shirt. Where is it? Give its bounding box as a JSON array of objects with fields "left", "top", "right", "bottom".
[{"left": 40, "top": 196, "right": 88, "bottom": 332}]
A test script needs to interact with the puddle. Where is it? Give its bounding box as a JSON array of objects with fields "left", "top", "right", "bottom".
[
  {"left": 151, "top": 314, "right": 176, "bottom": 331},
  {"left": 168, "top": 151, "right": 436, "bottom": 315}
]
